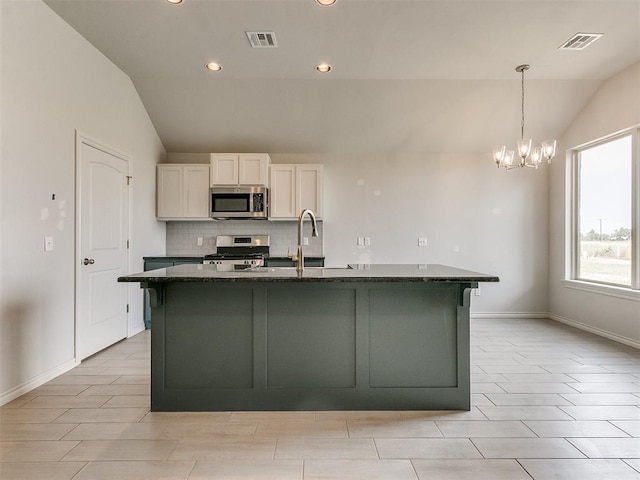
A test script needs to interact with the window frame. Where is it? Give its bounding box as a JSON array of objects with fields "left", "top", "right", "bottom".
[{"left": 565, "top": 126, "right": 640, "bottom": 299}]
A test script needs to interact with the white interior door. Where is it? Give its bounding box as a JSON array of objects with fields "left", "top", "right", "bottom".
[{"left": 76, "top": 133, "right": 129, "bottom": 360}]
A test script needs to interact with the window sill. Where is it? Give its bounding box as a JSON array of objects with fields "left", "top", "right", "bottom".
[{"left": 562, "top": 279, "right": 640, "bottom": 301}]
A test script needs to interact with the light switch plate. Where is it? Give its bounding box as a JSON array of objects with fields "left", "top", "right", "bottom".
[{"left": 44, "top": 236, "right": 54, "bottom": 252}]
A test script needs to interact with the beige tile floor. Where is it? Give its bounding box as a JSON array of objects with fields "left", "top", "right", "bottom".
[{"left": 1, "top": 317, "right": 639, "bottom": 479}]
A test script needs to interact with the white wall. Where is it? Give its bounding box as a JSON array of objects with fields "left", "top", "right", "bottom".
[
  {"left": 273, "top": 153, "right": 549, "bottom": 314},
  {"left": 549, "top": 62, "right": 640, "bottom": 346},
  {"left": 166, "top": 151, "right": 550, "bottom": 315},
  {"left": 0, "top": 0, "right": 166, "bottom": 404}
]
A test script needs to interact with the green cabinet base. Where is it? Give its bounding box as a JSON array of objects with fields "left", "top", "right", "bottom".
[
  {"left": 264, "top": 257, "right": 324, "bottom": 267},
  {"left": 147, "top": 281, "right": 473, "bottom": 411}
]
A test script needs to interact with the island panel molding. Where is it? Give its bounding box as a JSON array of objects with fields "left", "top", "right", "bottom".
[
  {"left": 164, "top": 284, "right": 254, "bottom": 389},
  {"left": 265, "top": 287, "right": 357, "bottom": 389},
  {"left": 368, "top": 287, "right": 458, "bottom": 388}
]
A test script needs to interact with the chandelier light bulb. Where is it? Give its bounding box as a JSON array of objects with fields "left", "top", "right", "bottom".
[
  {"left": 518, "top": 138, "right": 532, "bottom": 161},
  {"left": 528, "top": 147, "right": 543, "bottom": 168},
  {"left": 542, "top": 139, "right": 557, "bottom": 163},
  {"left": 503, "top": 150, "right": 515, "bottom": 167}
]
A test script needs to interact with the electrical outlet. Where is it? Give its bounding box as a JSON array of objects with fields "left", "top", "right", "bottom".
[
  {"left": 44, "top": 236, "right": 54, "bottom": 252},
  {"left": 197, "top": 237, "right": 203, "bottom": 246},
  {"left": 418, "top": 237, "right": 428, "bottom": 247},
  {"left": 303, "top": 237, "right": 309, "bottom": 246},
  {"left": 364, "top": 237, "right": 370, "bottom": 246}
]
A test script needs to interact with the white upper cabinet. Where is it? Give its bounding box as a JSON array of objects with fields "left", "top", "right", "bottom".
[
  {"left": 210, "top": 153, "right": 270, "bottom": 186},
  {"left": 157, "top": 165, "right": 183, "bottom": 219},
  {"left": 269, "top": 164, "right": 323, "bottom": 220},
  {"left": 239, "top": 154, "right": 270, "bottom": 185},
  {"left": 209, "top": 154, "right": 238, "bottom": 185},
  {"left": 183, "top": 165, "right": 211, "bottom": 217},
  {"left": 269, "top": 165, "right": 297, "bottom": 219},
  {"left": 297, "top": 164, "right": 323, "bottom": 217},
  {"left": 157, "top": 164, "right": 210, "bottom": 220}
]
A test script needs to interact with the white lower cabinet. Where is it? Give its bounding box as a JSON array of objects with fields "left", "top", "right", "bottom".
[
  {"left": 269, "top": 164, "right": 323, "bottom": 220},
  {"left": 157, "top": 164, "right": 210, "bottom": 220}
]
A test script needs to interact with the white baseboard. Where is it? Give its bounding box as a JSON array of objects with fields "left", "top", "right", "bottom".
[
  {"left": 471, "top": 312, "right": 550, "bottom": 320},
  {"left": 128, "top": 323, "right": 146, "bottom": 338},
  {"left": 2, "top": 325, "right": 146, "bottom": 407},
  {"left": 549, "top": 313, "right": 640, "bottom": 350},
  {"left": 472, "top": 311, "right": 639, "bottom": 350},
  {"left": 0, "top": 358, "right": 79, "bottom": 407}
]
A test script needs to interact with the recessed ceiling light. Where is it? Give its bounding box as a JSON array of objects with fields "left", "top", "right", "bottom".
[
  {"left": 316, "top": 63, "right": 332, "bottom": 73},
  {"left": 205, "top": 62, "right": 222, "bottom": 72},
  {"left": 316, "top": 0, "right": 337, "bottom": 5},
  {"left": 166, "top": 0, "right": 183, "bottom": 4}
]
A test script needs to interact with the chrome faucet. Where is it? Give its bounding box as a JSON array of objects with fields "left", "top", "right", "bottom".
[{"left": 295, "top": 209, "right": 318, "bottom": 273}]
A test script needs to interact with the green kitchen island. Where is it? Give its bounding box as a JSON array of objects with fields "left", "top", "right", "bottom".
[{"left": 118, "top": 264, "right": 498, "bottom": 412}]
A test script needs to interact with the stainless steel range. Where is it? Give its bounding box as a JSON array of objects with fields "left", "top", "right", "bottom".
[{"left": 203, "top": 235, "right": 269, "bottom": 271}]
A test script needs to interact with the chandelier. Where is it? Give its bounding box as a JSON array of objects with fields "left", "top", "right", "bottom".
[{"left": 493, "top": 64, "right": 557, "bottom": 170}]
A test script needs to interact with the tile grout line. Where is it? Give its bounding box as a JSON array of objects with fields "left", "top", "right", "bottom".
[{"left": 514, "top": 458, "right": 537, "bottom": 479}]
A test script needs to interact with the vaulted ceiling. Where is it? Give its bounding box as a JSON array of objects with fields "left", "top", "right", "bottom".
[{"left": 44, "top": 0, "right": 640, "bottom": 154}]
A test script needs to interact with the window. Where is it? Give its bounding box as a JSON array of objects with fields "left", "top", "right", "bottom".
[{"left": 569, "top": 128, "right": 639, "bottom": 294}]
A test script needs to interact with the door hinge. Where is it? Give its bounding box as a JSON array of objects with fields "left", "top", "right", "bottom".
[
  {"left": 127, "top": 239, "right": 130, "bottom": 249},
  {"left": 126, "top": 176, "right": 132, "bottom": 185},
  {"left": 126, "top": 304, "right": 129, "bottom": 313}
]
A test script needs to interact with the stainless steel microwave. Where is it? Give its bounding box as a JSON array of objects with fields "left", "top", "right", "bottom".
[{"left": 210, "top": 186, "right": 268, "bottom": 219}]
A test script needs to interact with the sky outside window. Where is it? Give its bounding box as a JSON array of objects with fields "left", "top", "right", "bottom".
[{"left": 577, "top": 135, "right": 632, "bottom": 286}]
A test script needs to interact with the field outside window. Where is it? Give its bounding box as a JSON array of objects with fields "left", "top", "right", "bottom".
[{"left": 574, "top": 134, "right": 633, "bottom": 287}]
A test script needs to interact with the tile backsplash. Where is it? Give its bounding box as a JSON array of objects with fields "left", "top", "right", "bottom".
[{"left": 166, "top": 220, "right": 323, "bottom": 257}]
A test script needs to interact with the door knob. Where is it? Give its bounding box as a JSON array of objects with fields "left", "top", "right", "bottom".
[{"left": 83, "top": 258, "right": 95, "bottom": 265}]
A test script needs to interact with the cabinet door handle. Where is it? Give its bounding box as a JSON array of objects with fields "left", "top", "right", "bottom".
[{"left": 83, "top": 258, "right": 95, "bottom": 265}]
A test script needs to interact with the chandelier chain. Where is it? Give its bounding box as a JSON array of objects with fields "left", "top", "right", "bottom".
[{"left": 521, "top": 66, "right": 525, "bottom": 140}]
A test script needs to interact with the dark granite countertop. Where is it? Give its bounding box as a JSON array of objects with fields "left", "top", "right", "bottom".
[
  {"left": 119, "top": 263, "right": 499, "bottom": 284},
  {"left": 143, "top": 255, "right": 325, "bottom": 260},
  {"left": 265, "top": 255, "right": 325, "bottom": 260},
  {"left": 144, "top": 255, "right": 204, "bottom": 260}
]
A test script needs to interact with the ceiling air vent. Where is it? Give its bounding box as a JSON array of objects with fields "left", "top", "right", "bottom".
[
  {"left": 558, "top": 33, "right": 603, "bottom": 50},
  {"left": 246, "top": 31, "right": 278, "bottom": 48}
]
